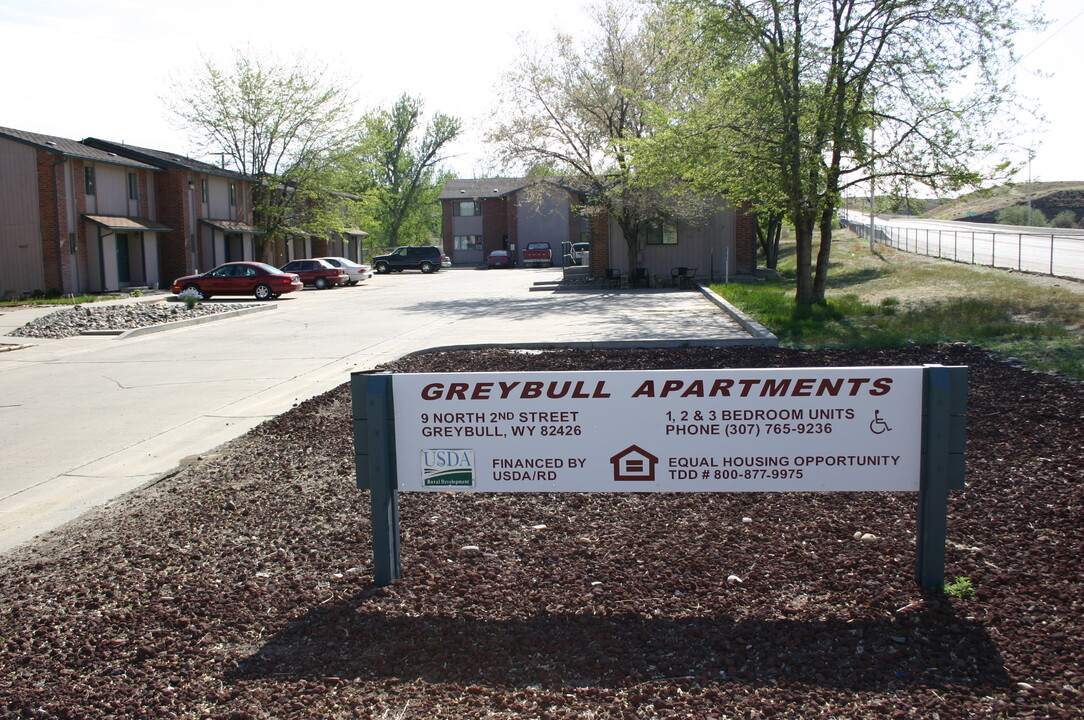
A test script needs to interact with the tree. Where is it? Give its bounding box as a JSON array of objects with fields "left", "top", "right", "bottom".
[
  {"left": 488, "top": 0, "right": 711, "bottom": 267},
  {"left": 344, "top": 95, "right": 460, "bottom": 247},
  {"left": 997, "top": 205, "right": 1048, "bottom": 227},
  {"left": 1049, "top": 210, "right": 1077, "bottom": 229},
  {"left": 166, "top": 49, "right": 359, "bottom": 252},
  {"left": 650, "top": 0, "right": 1037, "bottom": 305}
]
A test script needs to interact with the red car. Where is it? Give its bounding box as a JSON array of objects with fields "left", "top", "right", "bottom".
[
  {"left": 280, "top": 259, "right": 349, "bottom": 289},
  {"left": 171, "top": 262, "right": 303, "bottom": 300},
  {"left": 486, "top": 250, "right": 515, "bottom": 268}
]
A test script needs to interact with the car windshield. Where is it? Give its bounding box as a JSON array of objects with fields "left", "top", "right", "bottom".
[
  {"left": 252, "top": 262, "right": 283, "bottom": 274},
  {"left": 527, "top": 243, "right": 549, "bottom": 250}
]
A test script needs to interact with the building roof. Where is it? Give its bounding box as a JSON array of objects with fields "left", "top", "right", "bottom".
[
  {"left": 198, "top": 219, "right": 265, "bottom": 234},
  {"left": 439, "top": 178, "right": 532, "bottom": 200},
  {"left": 0, "top": 126, "right": 161, "bottom": 170},
  {"left": 439, "top": 176, "right": 591, "bottom": 201},
  {"left": 83, "top": 215, "right": 172, "bottom": 232},
  {"left": 82, "top": 138, "right": 251, "bottom": 181}
]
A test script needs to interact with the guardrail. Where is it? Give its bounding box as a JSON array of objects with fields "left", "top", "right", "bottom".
[{"left": 841, "top": 219, "right": 1084, "bottom": 281}]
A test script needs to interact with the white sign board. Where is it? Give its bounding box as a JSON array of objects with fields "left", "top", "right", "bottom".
[{"left": 392, "top": 367, "right": 924, "bottom": 492}]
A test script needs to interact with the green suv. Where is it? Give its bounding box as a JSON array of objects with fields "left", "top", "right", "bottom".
[{"left": 371, "top": 246, "right": 451, "bottom": 274}]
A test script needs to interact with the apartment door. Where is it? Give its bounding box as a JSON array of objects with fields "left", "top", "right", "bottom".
[{"left": 116, "top": 233, "right": 131, "bottom": 284}]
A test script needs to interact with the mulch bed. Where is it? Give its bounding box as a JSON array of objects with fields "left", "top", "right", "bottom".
[{"left": 1, "top": 344, "right": 1080, "bottom": 719}]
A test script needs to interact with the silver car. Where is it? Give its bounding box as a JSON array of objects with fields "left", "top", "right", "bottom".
[{"left": 315, "top": 257, "right": 373, "bottom": 285}]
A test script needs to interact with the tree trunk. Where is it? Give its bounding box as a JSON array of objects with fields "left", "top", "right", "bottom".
[
  {"left": 756, "top": 212, "right": 784, "bottom": 269},
  {"left": 812, "top": 204, "right": 835, "bottom": 303},
  {"left": 793, "top": 212, "right": 816, "bottom": 305}
]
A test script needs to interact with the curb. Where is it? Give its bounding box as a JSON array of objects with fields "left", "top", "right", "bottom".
[
  {"left": 694, "top": 282, "right": 779, "bottom": 345},
  {"left": 79, "top": 303, "right": 278, "bottom": 339},
  {"left": 399, "top": 336, "right": 777, "bottom": 358}
]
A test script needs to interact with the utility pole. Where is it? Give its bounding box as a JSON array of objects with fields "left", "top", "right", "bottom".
[{"left": 868, "top": 97, "right": 876, "bottom": 252}]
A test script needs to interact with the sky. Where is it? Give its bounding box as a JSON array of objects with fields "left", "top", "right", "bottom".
[{"left": 1, "top": 0, "right": 1080, "bottom": 187}]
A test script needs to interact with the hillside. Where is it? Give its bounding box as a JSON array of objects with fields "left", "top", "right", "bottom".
[{"left": 922, "top": 181, "right": 1084, "bottom": 223}]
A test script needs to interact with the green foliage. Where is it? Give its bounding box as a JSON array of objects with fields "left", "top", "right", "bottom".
[
  {"left": 1050, "top": 210, "right": 1078, "bottom": 228},
  {"left": 340, "top": 95, "right": 459, "bottom": 247},
  {"left": 646, "top": 0, "right": 1036, "bottom": 305},
  {"left": 709, "top": 236, "right": 1084, "bottom": 378},
  {"left": 944, "top": 577, "right": 976, "bottom": 600},
  {"left": 166, "top": 48, "right": 359, "bottom": 243},
  {"left": 996, "top": 205, "right": 1048, "bottom": 227},
  {"left": 488, "top": 0, "right": 711, "bottom": 266},
  {"left": 128, "top": 289, "right": 143, "bottom": 297}
]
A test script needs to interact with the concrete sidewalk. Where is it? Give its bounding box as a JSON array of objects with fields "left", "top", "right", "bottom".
[{"left": 0, "top": 269, "right": 774, "bottom": 552}]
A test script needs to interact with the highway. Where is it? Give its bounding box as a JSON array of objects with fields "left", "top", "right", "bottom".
[{"left": 840, "top": 212, "right": 1084, "bottom": 280}]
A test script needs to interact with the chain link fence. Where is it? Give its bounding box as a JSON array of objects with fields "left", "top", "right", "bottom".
[{"left": 840, "top": 218, "right": 1084, "bottom": 281}]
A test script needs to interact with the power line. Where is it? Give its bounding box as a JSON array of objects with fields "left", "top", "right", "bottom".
[{"left": 1015, "top": 6, "right": 1084, "bottom": 67}]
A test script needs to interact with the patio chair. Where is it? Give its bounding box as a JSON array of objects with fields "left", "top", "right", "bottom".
[{"left": 604, "top": 268, "right": 622, "bottom": 289}]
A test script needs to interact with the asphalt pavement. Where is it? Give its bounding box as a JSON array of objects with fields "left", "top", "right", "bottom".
[{"left": 0, "top": 267, "right": 773, "bottom": 552}]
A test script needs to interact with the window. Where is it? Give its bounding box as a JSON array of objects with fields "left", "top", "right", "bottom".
[
  {"left": 645, "top": 221, "right": 678, "bottom": 245},
  {"left": 127, "top": 173, "right": 138, "bottom": 200},
  {"left": 229, "top": 182, "right": 237, "bottom": 206},
  {"left": 454, "top": 235, "right": 482, "bottom": 251},
  {"left": 452, "top": 200, "right": 481, "bottom": 217},
  {"left": 200, "top": 179, "right": 208, "bottom": 203},
  {"left": 84, "top": 166, "right": 96, "bottom": 196}
]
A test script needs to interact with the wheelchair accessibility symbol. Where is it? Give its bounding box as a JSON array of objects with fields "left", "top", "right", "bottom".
[{"left": 870, "top": 410, "right": 892, "bottom": 434}]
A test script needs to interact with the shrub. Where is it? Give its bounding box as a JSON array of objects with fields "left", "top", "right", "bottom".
[
  {"left": 1050, "top": 210, "right": 1078, "bottom": 228},
  {"left": 996, "top": 205, "right": 1047, "bottom": 227},
  {"left": 177, "top": 288, "right": 202, "bottom": 309},
  {"left": 944, "top": 576, "right": 976, "bottom": 599}
]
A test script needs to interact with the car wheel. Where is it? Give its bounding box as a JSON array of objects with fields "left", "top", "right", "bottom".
[
  {"left": 254, "top": 283, "right": 273, "bottom": 300},
  {"left": 420, "top": 261, "right": 434, "bottom": 274},
  {"left": 182, "top": 283, "right": 202, "bottom": 297},
  {"left": 315, "top": 277, "right": 329, "bottom": 290},
  {"left": 375, "top": 262, "right": 389, "bottom": 274}
]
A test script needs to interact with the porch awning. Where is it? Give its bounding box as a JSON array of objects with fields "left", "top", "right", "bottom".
[
  {"left": 199, "top": 219, "right": 266, "bottom": 234},
  {"left": 83, "top": 215, "right": 172, "bottom": 232},
  {"left": 343, "top": 228, "right": 370, "bottom": 238}
]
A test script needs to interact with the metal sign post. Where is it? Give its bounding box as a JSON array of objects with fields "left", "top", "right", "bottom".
[
  {"left": 352, "top": 365, "right": 966, "bottom": 589},
  {"left": 915, "top": 365, "right": 968, "bottom": 588},
  {"left": 352, "top": 372, "right": 401, "bottom": 586}
]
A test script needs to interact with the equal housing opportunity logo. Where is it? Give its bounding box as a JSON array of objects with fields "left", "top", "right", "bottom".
[{"left": 421, "top": 449, "right": 476, "bottom": 487}]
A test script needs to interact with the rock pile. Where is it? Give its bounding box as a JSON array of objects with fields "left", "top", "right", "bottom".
[{"left": 7, "top": 301, "right": 240, "bottom": 339}]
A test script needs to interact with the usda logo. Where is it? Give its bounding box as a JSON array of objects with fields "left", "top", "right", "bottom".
[{"left": 421, "top": 449, "right": 476, "bottom": 487}]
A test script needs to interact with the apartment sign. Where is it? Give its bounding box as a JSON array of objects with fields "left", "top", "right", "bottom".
[{"left": 393, "top": 367, "right": 924, "bottom": 493}]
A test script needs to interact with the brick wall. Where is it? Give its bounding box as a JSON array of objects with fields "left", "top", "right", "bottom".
[
  {"left": 72, "top": 160, "right": 89, "bottom": 292},
  {"left": 506, "top": 194, "right": 518, "bottom": 252},
  {"left": 35, "top": 149, "right": 71, "bottom": 293},
  {"left": 441, "top": 201, "right": 453, "bottom": 255},
  {"left": 734, "top": 203, "right": 757, "bottom": 274},
  {"left": 589, "top": 211, "right": 610, "bottom": 276},
  {"left": 481, "top": 197, "right": 509, "bottom": 255},
  {"left": 154, "top": 171, "right": 193, "bottom": 284}
]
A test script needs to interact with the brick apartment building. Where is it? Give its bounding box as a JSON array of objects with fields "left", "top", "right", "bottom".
[{"left": 439, "top": 177, "right": 757, "bottom": 283}]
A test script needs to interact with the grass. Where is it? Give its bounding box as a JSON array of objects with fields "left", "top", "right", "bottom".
[
  {"left": 709, "top": 233, "right": 1084, "bottom": 379},
  {"left": 0, "top": 293, "right": 115, "bottom": 308}
]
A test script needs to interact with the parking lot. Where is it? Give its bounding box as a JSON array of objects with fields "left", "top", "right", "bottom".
[{"left": 0, "top": 267, "right": 765, "bottom": 551}]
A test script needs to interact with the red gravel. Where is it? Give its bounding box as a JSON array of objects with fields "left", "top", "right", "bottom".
[{"left": 0, "top": 344, "right": 1080, "bottom": 719}]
